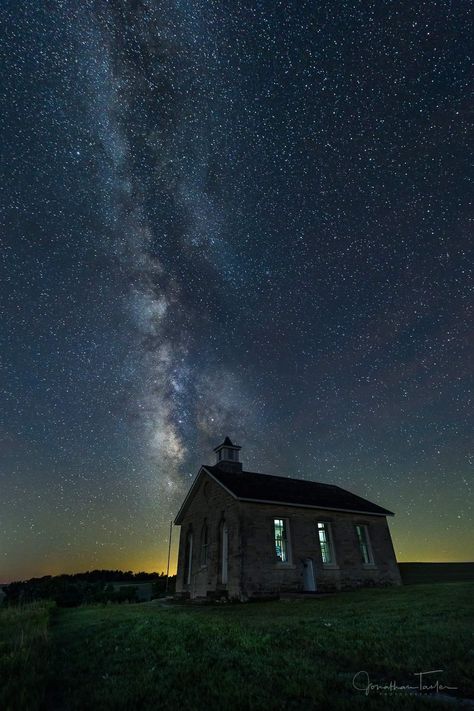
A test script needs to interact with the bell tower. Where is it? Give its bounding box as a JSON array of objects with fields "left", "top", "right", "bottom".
[{"left": 213, "top": 436, "right": 242, "bottom": 472}]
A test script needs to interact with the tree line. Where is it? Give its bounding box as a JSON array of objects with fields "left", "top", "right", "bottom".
[{"left": 2, "top": 570, "right": 176, "bottom": 607}]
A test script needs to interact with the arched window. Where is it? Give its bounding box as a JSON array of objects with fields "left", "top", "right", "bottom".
[
  {"left": 219, "top": 520, "right": 228, "bottom": 585},
  {"left": 184, "top": 528, "right": 193, "bottom": 586},
  {"left": 200, "top": 521, "right": 209, "bottom": 566}
]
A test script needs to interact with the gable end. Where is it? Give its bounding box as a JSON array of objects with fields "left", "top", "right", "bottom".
[{"left": 174, "top": 466, "right": 238, "bottom": 524}]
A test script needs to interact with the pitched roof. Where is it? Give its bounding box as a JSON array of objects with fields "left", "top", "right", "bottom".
[{"left": 204, "top": 465, "right": 394, "bottom": 516}]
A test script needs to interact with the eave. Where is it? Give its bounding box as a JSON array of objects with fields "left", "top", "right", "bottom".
[{"left": 173, "top": 465, "right": 393, "bottom": 523}]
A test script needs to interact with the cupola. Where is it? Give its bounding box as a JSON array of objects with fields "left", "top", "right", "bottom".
[{"left": 213, "top": 436, "right": 242, "bottom": 472}]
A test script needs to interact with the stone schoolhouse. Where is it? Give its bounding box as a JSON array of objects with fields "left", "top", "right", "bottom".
[{"left": 174, "top": 438, "right": 401, "bottom": 600}]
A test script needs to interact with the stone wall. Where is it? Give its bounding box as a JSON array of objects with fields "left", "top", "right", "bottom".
[
  {"left": 175, "top": 472, "right": 401, "bottom": 600},
  {"left": 239, "top": 502, "right": 401, "bottom": 597},
  {"left": 175, "top": 470, "right": 243, "bottom": 599}
]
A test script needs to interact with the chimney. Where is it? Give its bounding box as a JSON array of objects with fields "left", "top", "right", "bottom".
[{"left": 213, "top": 436, "right": 243, "bottom": 472}]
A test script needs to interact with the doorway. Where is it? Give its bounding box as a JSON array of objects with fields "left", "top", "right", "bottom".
[{"left": 303, "top": 558, "right": 316, "bottom": 592}]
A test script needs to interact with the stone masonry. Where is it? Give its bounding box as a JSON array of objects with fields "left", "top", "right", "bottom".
[{"left": 175, "top": 468, "right": 401, "bottom": 600}]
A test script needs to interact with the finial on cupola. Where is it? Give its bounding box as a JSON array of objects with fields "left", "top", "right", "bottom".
[{"left": 213, "top": 436, "right": 243, "bottom": 472}]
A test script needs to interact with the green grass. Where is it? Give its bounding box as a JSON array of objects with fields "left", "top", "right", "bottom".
[
  {"left": 2, "top": 583, "right": 473, "bottom": 709},
  {"left": 48, "top": 582, "right": 473, "bottom": 710},
  {"left": 0, "top": 600, "right": 55, "bottom": 711}
]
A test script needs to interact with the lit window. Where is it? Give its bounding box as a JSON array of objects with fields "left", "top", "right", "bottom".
[
  {"left": 355, "top": 524, "right": 374, "bottom": 565},
  {"left": 317, "top": 522, "right": 335, "bottom": 565},
  {"left": 274, "top": 518, "right": 290, "bottom": 562},
  {"left": 200, "top": 522, "right": 208, "bottom": 566}
]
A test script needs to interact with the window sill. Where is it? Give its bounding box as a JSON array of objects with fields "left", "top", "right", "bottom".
[
  {"left": 322, "top": 564, "right": 339, "bottom": 570},
  {"left": 275, "top": 562, "right": 296, "bottom": 569},
  {"left": 363, "top": 563, "right": 377, "bottom": 569}
]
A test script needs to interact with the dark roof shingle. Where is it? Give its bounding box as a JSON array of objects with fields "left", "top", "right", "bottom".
[{"left": 205, "top": 465, "right": 393, "bottom": 516}]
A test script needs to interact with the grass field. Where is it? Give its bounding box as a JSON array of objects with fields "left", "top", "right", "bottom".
[
  {"left": 0, "top": 600, "right": 54, "bottom": 710},
  {"left": 1, "top": 583, "right": 473, "bottom": 710}
]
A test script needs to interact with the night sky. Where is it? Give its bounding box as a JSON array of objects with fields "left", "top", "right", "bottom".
[{"left": 1, "top": 1, "right": 472, "bottom": 582}]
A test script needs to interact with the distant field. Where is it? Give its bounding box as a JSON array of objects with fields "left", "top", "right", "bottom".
[
  {"left": 1, "top": 582, "right": 473, "bottom": 710},
  {"left": 399, "top": 562, "right": 474, "bottom": 585}
]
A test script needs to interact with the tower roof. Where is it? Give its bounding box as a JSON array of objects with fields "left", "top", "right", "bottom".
[{"left": 213, "top": 436, "right": 241, "bottom": 452}]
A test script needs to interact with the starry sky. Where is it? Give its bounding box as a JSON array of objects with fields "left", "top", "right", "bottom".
[{"left": 1, "top": 0, "right": 473, "bottom": 582}]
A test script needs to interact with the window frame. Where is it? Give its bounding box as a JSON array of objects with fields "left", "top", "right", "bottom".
[
  {"left": 184, "top": 529, "right": 193, "bottom": 586},
  {"left": 200, "top": 521, "right": 209, "bottom": 567},
  {"left": 273, "top": 517, "right": 292, "bottom": 564},
  {"left": 219, "top": 520, "right": 228, "bottom": 585},
  {"left": 355, "top": 523, "right": 375, "bottom": 566},
  {"left": 317, "top": 521, "right": 337, "bottom": 567}
]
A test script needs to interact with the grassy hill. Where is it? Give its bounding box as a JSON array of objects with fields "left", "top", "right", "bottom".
[{"left": 1, "top": 582, "right": 473, "bottom": 710}]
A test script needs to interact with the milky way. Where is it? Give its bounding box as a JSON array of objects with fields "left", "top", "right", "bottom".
[{"left": 1, "top": 0, "right": 473, "bottom": 580}]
